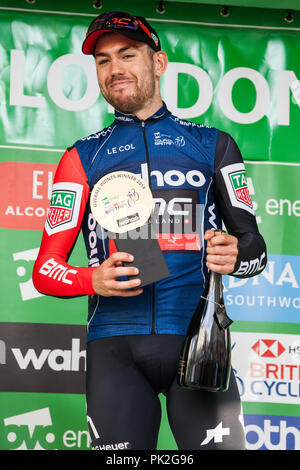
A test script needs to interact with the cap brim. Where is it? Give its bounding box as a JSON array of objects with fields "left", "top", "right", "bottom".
[
  {"left": 82, "top": 28, "right": 159, "bottom": 55},
  {"left": 82, "top": 29, "right": 112, "bottom": 55}
]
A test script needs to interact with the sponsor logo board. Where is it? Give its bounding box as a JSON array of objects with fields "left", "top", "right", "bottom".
[
  {"left": 231, "top": 331, "right": 300, "bottom": 405},
  {"left": 0, "top": 323, "right": 86, "bottom": 393},
  {"left": 244, "top": 414, "right": 300, "bottom": 450},
  {"left": 0, "top": 161, "right": 56, "bottom": 230},
  {"left": 224, "top": 254, "right": 300, "bottom": 324},
  {"left": 0, "top": 405, "right": 90, "bottom": 450},
  {"left": 245, "top": 162, "right": 300, "bottom": 256}
]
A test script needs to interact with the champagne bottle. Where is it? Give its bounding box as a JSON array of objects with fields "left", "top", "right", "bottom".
[{"left": 178, "top": 243, "right": 233, "bottom": 392}]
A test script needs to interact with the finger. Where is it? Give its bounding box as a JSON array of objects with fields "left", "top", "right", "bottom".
[
  {"left": 204, "top": 229, "right": 216, "bottom": 240},
  {"left": 208, "top": 233, "right": 227, "bottom": 246},
  {"left": 206, "top": 261, "right": 235, "bottom": 274},
  {"left": 108, "top": 288, "right": 144, "bottom": 297},
  {"left": 114, "top": 260, "right": 124, "bottom": 267},
  {"left": 206, "top": 244, "right": 238, "bottom": 256},
  {"left": 209, "top": 233, "right": 237, "bottom": 246},
  {"left": 114, "top": 266, "right": 140, "bottom": 278},
  {"left": 104, "top": 252, "right": 134, "bottom": 267},
  {"left": 106, "top": 279, "right": 142, "bottom": 291},
  {"left": 106, "top": 277, "right": 142, "bottom": 293},
  {"left": 206, "top": 254, "right": 236, "bottom": 266}
]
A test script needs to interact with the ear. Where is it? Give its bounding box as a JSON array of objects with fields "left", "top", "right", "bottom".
[{"left": 154, "top": 50, "right": 168, "bottom": 77}]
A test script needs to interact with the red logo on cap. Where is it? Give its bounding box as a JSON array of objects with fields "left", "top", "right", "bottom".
[{"left": 111, "top": 17, "right": 131, "bottom": 26}]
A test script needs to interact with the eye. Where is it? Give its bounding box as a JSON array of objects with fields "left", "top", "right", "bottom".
[{"left": 97, "top": 58, "right": 109, "bottom": 66}]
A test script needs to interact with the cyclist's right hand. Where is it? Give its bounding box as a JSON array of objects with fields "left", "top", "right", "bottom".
[{"left": 92, "top": 252, "right": 143, "bottom": 297}]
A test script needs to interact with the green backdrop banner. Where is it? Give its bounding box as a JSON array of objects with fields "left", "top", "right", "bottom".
[{"left": 0, "top": 2, "right": 299, "bottom": 450}]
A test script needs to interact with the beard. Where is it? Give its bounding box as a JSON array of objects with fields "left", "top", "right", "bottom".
[{"left": 100, "top": 67, "right": 156, "bottom": 115}]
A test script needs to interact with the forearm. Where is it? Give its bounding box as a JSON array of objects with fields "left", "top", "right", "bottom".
[
  {"left": 230, "top": 231, "right": 267, "bottom": 278},
  {"left": 214, "top": 131, "right": 267, "bottom": 279},
  {"left": 32, "top": 146, "right": 95, "bottom": 297},
  {"left": 33, "top": 251, "right": 95, "bottom": 296}
]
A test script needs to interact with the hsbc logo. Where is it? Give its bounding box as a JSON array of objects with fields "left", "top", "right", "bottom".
[
  {"left": 231, "top": 332, "right": 300, "bottom": 405},
  {"left": 252, "top": 339, "right": 285, "bottom": 358}
]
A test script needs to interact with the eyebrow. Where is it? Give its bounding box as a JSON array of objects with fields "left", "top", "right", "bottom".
[{"left": 95, "top": 45, "right": 138, "bottom": 58}]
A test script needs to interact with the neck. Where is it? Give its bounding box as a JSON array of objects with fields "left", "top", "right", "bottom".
[{"left": 134, "top": 96, "right": 163, "bottom": 121}]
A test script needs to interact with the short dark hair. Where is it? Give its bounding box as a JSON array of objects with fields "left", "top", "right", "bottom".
[{"left": 146, "top": 45, "right": 155, "bottom": 59}]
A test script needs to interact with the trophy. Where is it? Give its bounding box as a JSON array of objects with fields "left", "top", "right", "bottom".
[{"left": 90, "top": 170, "right": 170, "bottom": 286}]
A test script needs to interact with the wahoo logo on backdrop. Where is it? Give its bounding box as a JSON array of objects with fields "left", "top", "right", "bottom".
[{"left": 0, "top": 322, "right": 86, "bottom": 394}]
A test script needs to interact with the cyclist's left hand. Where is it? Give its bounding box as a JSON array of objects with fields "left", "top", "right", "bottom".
[{"left": 204, "top": 229, "right": 238, "bottom": 274}]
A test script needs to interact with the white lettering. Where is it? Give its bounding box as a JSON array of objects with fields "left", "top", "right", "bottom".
[
  {"left": 12, "top": 348, "right": 50, "bottom": 370},
  {"left": 163, "top": 62, "right": 213, "bottom": 118},
  {"left": 87, "top": 213, "right": 100, "bottom": 267},
  {"left": 7, "top": 52, "right": 300, "bottom": 125},
  {"left": 218, "top": 67, "right": 270, "bottom": 124},
  {"left": 164, "top": 170, "right": 185, "bottom": 186},
  {"left": 32, "top": 171, "right": 44, "bottom": 199},
  {"left": 233, "top": 252, "right": 266, "bottom": 276},
  {"left": 11, "top": 338, "right": 85, "bottom": 371},
  {"left": 278, "top": 71, "right": 300, "bottom": 126},
  {"left": 139, "top": 164, "right": 206, "bottom": 188},
  {"left": 39, "top": 258, "right": 77, "bottom": 285},
  {"left": 62, "top": 268, "right": 77, "bottom": 285},
  {"left": 47, "top": 54, "right": 99, "bottom": 111},
  {"left": 276, "top": 262, "right": 299, "bottom": 288},
  {"left": 245, "top": 420, "right": 300, "bottom": 450},
  {"left": 5, "top": 206, "right": 46, "bottom": 217},
  {"left": 265, "top": 198, "right": 300, "bottom": 217},
  {"left": 168, "top": 197, "right": 192, "bottom": 216},
  {"left": 10, "top": 50, "right": 46, "bottom": 108},
  {"left": 225, "top": 294, "right": 300, "bottom": 309}
]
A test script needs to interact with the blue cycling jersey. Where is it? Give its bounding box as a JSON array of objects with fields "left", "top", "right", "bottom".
[{"left": 67, "top": 102, "right": 266, "bottom": 341}]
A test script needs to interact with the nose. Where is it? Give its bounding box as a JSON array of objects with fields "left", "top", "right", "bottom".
[{"left": 109, "top": 57, "right": 125, "bottom": 78}]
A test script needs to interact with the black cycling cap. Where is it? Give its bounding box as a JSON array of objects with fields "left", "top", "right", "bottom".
[{"left": 82, "top": 11, "right": 161, "bottom": 55}]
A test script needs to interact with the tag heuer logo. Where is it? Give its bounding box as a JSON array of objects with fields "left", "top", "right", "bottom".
[
  {"left": 45, "top": 182, "right": 83, "bottom": 235},
  {"left": 230, "top": 170, "right": 253, "bottom": 208},
  {"left": 220, "top": 163, "right": 255, "bottom": 216},
  {"left": 47, "top": 191, "right": 75, "bottom": 228}
]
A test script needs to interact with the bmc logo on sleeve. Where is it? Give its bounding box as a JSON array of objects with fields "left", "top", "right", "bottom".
[
  {"left": 45, "top": 182, "right": 83, "bottom": 235},
  {"left": 221, "top": 163, "right": 254, "bottom": 215}
]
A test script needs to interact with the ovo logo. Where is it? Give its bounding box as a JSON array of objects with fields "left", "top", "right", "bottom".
[
  {"left": 3, "top": 407, "right": 90, "bottom": 450},
  {"left": 4, "top": 408, "right": 55, "bottom": 450},
  {"left": 252, "top": 339, "right": 286, "bottom": 358}
]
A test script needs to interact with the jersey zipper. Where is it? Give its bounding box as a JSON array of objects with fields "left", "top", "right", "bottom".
[{"left": 141, "top": 120, "right": 156, "bottom": 335}]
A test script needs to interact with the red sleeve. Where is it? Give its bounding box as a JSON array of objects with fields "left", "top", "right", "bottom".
[{"left": 32, "top": 147, "right": 96, "bottom": 296}]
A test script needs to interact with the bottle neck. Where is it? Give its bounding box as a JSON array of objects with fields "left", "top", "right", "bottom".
[{"left": 207, "top": 270, "right": 222, "bottom": 300}]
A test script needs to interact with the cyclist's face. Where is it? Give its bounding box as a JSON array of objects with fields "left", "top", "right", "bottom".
[{"left": 94, "top": 33, "right": 157, "bottom": 115}]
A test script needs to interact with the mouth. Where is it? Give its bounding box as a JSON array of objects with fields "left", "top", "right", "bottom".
[{"left": 109, "top": 79, "right": 135, "bottom": 91}]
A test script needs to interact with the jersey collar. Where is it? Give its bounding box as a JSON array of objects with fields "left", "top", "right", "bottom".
[{"left": 114, "top": 102, "right": 170, "bottom": 125}]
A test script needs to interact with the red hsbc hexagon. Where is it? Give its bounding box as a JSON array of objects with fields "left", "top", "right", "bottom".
[{"left": 251, "top": 339, "right": 286, "bottom": 358}]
